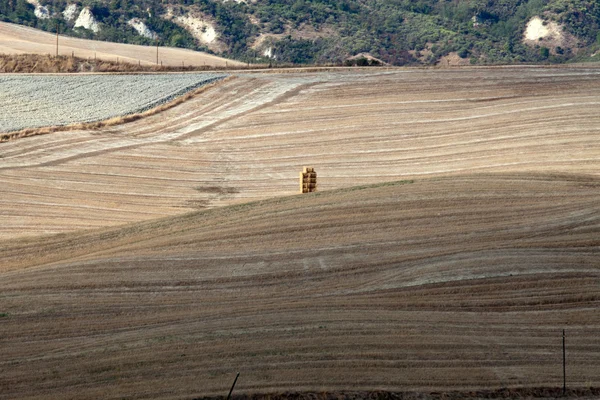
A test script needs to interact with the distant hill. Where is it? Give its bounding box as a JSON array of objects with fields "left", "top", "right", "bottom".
[
  {"left": 1, "top": 0, "right": 600, "bottom": 65},
  {"left": 0, "top": 21, "right": 243, "bottom": 67}
]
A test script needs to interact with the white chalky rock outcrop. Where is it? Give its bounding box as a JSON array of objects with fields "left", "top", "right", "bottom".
[
  {"left": 74, "top": 8, "right": 100, "bottom": 33},
  {"left": 128, "top": 18, "right": 158, "bottom": 39},
  {"left": 523, "top": 16, "right": 562, "bottom": 42},
  {"left": 26, "top": 0, "right": 50, "bottom": 19},
  {"left": 174, "top": 13, "right": 218, "bottom": 44},
  {"left": 63, "top": 4, "right": 78, "bottom": 21}
]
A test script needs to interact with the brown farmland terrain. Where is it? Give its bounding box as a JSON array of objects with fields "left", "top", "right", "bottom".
[
  {"left": 0, "top": 66, "right": 600, "bottom": 399},
  {"left": 1, "top": 67, "right": 599, "bottom": 239},
  {"left": 1, "top": 174, "right": 599, "bottom": 399},
  {"left": 0, "top": 21, "right": 243, "bottom": 67}
]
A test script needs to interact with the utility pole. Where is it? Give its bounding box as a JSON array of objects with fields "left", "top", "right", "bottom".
[
  {"left": 563, "top": 329, "right": 566, "bottom": 396},
  {"left": 156, "top": 38, "right": 159, "bottom": 65},
  {"left": 55, "top": 24, "right": 59, "bottom": 57}
]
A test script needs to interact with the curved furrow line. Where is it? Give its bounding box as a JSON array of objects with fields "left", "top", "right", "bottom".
[{"left": 1, "top": 68, "right": 599, "bottom": 240}]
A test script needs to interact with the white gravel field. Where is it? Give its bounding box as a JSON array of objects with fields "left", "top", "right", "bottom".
[{"left": 0, "top": 73, "right": 226, "bottom": 133}]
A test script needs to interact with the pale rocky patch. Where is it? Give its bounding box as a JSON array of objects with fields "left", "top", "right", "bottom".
[
  {"left": 524, "top": 16, "right": 552, "bottom": 41},
  {"left": 263, "top": 46, "right": 274, "bottom": 58},
  {"left": 177, "top": 14, "right": 217, "bottom": 44},
  {"left": 127, "top": 18, "right": 158, "bottom": 40},
  {"left": 74, "top": 8, "right": 100, "bottom": 33},
  {"left": 523, "top": 16, "right": 578, "bottom": 54},
  {"left": 63, "top": 4, "right": 78, "bottom": 21},
  {"left": 162, "top": 8, "right": 226, "bottom": 52},
  {"left": 26, "top": 0, "right": 50, "bottom": 19}
]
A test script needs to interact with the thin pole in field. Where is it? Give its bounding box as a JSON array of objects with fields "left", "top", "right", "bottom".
[
  {"left": 226, "top": 372, "right": 240, "bottom": 400},
  {"left": 156, "top": 38, "right": 159, "bottom": 64},
  {"left": 563, "top": 329, "right": 566, "bottom": 396},
  {"left": 55, "top": 25, "right": 59, "bottom": 57}
]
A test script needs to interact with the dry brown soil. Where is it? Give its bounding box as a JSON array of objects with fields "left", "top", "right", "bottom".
[
  {"left": 0, "top": 21, "right": 243, "bottom": 67},
  {"left": 1, "top": 174, "right": 599, "bottom": 399},
  {"left": 0, "top": 66, "right": 599, "bottom": 399},
  {"left": 1, "top": 66, "right": 599, "bottom": 239}
]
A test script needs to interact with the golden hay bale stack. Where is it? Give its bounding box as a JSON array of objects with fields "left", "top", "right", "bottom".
[{"left": 300, "top": 167, "right": 317, "bottom": 193}]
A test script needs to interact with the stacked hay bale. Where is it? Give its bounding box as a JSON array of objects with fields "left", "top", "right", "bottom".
[{"left": 300, "top": 167, "right": 317, "bottom": 193}]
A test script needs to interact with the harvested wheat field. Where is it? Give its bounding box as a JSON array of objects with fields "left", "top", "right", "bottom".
[
  {"left": 0, "top": 66, "right": 600, "bottom": 399},
  {"left": 0, "top": 22, "right": 242, "bottom": 67},
  {"left": 1, "top": 174, "right": 599, "bottom": 399},
  {"left": 1, "top": 67, "right": 599, "bottom": 239}
]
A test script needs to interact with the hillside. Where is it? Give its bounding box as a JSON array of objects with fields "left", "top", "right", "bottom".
[
  {"left": 0, "top": 21, "right": 244, "bottom": 67},
  {"left": 1, "top": 67, "right": 600, "bottom": 239},
  {"left": 1, "top": 173, "right": 599, "bottom": 399},
  {"left": 1, "top": 64, "right": 599, "bottom": 398},
  {"left": 1, "top": 0, "right": 600, "bottom": 65}
]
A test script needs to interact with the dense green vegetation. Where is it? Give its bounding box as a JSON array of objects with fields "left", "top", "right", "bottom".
[{"left": 1, "top": 0, "right": 599, "bottom": 65}]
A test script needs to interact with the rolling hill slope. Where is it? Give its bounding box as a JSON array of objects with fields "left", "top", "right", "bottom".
[
  {"left": 0, "top": 21, "right": 243, "bottom": 67},
  {"left": 0, "top": 173, "right": 599, "bottom": 399},
  {"left": 1, "top": 67, "right": 600, "bottom": 239}
]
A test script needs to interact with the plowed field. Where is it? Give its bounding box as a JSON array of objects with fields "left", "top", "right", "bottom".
[
  {"left": 1, "top": 67, "right": 599, "bottom": 239},
  {"left": 0, "top": 66, "right": 599, "bottom": 399},
  {"left": 1, "top": 174, "right": 599, "bottom": 399}
]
